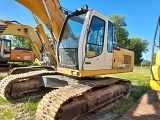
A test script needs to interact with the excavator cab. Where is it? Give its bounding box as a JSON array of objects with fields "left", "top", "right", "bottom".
[
  {"left": 57, "top": 7, "right": 134, "bottom": 77},
  {"left": 0, "top": 39, "right": 11, "bottom": 63}
]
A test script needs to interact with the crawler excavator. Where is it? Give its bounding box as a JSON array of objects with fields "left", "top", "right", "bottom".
[{"left": 0, "top": 0, "right": 134, "bottom": 119}]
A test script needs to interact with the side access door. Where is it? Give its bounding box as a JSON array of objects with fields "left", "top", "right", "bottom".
[{"left": 82, "top": 12, "right": 113, "bottom": 70}]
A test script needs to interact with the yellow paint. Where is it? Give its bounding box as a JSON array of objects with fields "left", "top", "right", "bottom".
[
  {"left": 150, "top": 79, "right": 160, "bottom": 91},
  {"left": 16, "top": 0, "right": 50, "bottom": 24},
  {"left": 112, "top": 49, "right": 123, "bottom": 68},
  {"left": 57, "top": 67, "right": 133, "bottom": 77},
  {"left": 150, "top": 50, "right": 160, "bottom": 91},
  {"left": 87, "top": 51, "right": 96, "bottom": 58},
  {"left": 36, "top": 24, "right": 57, "bottom": 69},
  {"left": 152, "top": 65, "right": 160, "bottom": 80},
  {"left": 112, "top": 48, "right": 134, "bottom": 69},
  {"left": 50, "top": 21, "right": 59, "bottom": 41},
  {"left": 16, "top": 0, "right": 65, "bottom": 41},
  {"left": 156, "top": 51, "right": 160, "bottom": 65},
  {"left": 33, "top": 58, "right": 42, "bottom": 66}
]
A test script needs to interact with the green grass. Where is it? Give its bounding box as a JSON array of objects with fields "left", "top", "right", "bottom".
[
  {"left": 0, "top": 66, "right": 151, "bottom": 119},
  {"left": 0, "top": 97, "right": 9, "bottom": 104},
  {"left": 0, "top": 72, "right": 8, "bottom": 81},
  {"left": 24, "top": 97, "right": 42, "bottom": 116},
  {"left": 0, "top": 109, "right": 16, "bottom": 120}
]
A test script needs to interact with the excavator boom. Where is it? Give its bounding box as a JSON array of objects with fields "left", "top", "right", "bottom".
[
  {"left": 14, "top": 0, "right": 65, "bottom": 68},
  {"left": 0, "top": 20, "right": 42, "bottom": 59},
  {"left": 16, "top": 0, "right": 65, "bottom": 41}
]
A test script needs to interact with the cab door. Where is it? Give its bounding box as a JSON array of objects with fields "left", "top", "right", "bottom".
[{"left": 82, "top": 13, "right": 113, "bottom": 70}]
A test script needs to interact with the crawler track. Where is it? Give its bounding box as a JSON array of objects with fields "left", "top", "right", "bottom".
[
  {"left": 0, "top": 69, "right": 131, "bottom": 120},
  {"left": 36, "top": 77, "right": 131, "bottom": 120},
  {"left": 0, "top": 70, "right": 57, "bottom": 102}
]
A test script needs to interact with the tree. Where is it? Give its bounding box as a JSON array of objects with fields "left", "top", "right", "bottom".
[
  {"left": 128, "top": 38, "right": 149, "bottom": 65},
  {"left": 9, "top": 36, "right": 30, "bottom": 48},
  {"left": 109, "top": 14, "right": 129, "bottom": 46}
]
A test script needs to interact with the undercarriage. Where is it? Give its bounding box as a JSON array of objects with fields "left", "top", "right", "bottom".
[{"left": 0, "top": 69, "right": 131, "bottom": 120}]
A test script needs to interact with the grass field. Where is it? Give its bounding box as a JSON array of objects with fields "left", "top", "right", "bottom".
[{"left": 0, "top": 66, "right": 151, "bottom": 120}]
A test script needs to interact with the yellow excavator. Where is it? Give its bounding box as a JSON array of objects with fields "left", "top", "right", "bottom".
[
  {"left": 0, "top": 20, "right": 44, "bottom": 72},
  {"left": 0, "top": 20, "right": 42, "bottom": 60},
  {"left": 150, "top": 16, "right": 160, "bottom": 91},
  {"left": 0, "top": 0, "right": 134, "bottom": 119}
]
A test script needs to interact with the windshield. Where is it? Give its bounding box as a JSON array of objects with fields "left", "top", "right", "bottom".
[{"left": 58, "top": 13, "right": 86, "bottom": 68}]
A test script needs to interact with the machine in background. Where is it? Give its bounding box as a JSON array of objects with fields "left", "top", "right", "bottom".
[
  {"left": 0, "top": 38, "right": 34, "bottom": 66},
  {"left": 0, "top": 1, "right": 134, "bottom": 120},
  {"left": 150, "top": 16, "right": 160, "bottom": 91}
]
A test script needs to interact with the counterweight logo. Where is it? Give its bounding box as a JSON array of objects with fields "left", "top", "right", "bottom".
[{"left": 24, "top": 56, "right": 31, "bottom": 60}]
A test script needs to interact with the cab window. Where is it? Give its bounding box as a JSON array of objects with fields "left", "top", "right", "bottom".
[
  {"left": 86, "top": 16, "right": 105, "bottom": 58},
  {"left": 107, "top": 21, "right": 113, "bottom": 53},
  {"left": 4, "top": 40, "right": 11, "bottom": 54}
]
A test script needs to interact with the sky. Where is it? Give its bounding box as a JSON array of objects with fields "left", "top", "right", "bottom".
[{"left": 0, "top": 0, "right": 160, "bottom": 60}]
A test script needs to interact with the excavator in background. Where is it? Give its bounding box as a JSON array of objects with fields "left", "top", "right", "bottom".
[
  {"left": 150, "top": 16, "right": 160, "bottom": 91},
  {"left": 0, "top": 0, "right": 134, "bottom": 119},
  {"left": 0, "top": 38, "right": 34, "bottom": 67},
  {"left": 0, "top": 20, "right": 42, "bottom": 60},
  {"left": 0, "top": 19, "right": 58, "bottom": 72},
  {"left": 0, "top": 20, "right": 42, "bottom": 71}
]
